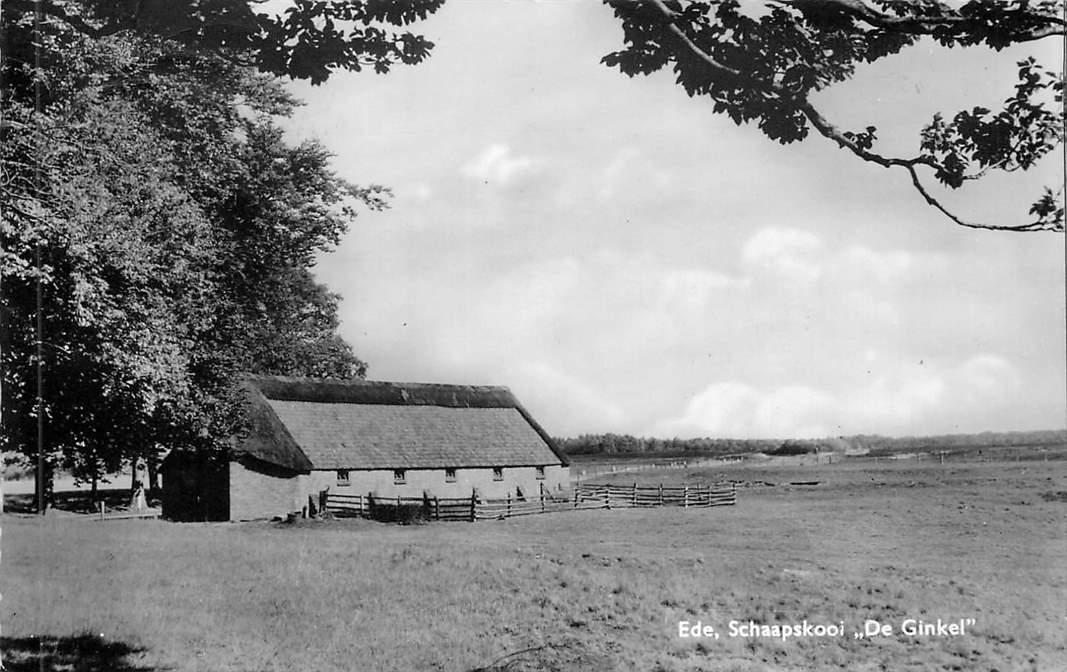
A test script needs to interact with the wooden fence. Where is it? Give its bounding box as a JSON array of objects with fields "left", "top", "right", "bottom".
[
  {"left": 324, "top": 481, "right": 735, "bottom": 522},
  {"left": 475, "top": 488, "right": 590, "bottom": 520},
  {"left": 324, "top": 492, "right": 478, "bottom": 522},
  {"left": 93, "top": 501, "right": 161, "bottom": 521},
  {"left": 571, "top": 482, "right": 736, "bottom": 509}
]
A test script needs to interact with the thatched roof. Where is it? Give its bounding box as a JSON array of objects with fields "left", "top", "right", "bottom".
[{"left": 235, "top": 376, "right": 568, "bottom": 472}]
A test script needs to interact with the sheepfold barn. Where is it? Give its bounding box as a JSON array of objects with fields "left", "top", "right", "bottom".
[{"left": 161, "top": 376, "right": 570, "bottom": 521}]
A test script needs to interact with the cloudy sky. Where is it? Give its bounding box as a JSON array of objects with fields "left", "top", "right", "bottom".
[{"left": 280, "top": 1, "right": 1065, "bottom": 440}]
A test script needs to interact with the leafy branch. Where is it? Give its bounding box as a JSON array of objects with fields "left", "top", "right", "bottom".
[
  {"left": 603, "top": 0, "right": 1065, "bottom": 232},
  {"left": 773, "top": 0, "right": 1066, "bottom": 45}
]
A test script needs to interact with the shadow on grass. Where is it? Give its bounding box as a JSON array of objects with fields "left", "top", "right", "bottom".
[{"left": 1, "top": 634, "right": 156, "bottom": 672}]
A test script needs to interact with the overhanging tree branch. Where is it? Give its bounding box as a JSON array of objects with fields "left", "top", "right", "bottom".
[
  {"left": 773, "top": 0, "right": 1066, "bottom": 43},
  {"left": 640, "top": 0, "right": 1065, "bottom": 232},
  {"left": 796, "top": 100, "right": 935, "bottom": 169},
  {"left": 905, "top": 167, "right": 1060, "bottom": 231},
  {"left": 646, "top": 0, "right": 745, "bottom": 77}
]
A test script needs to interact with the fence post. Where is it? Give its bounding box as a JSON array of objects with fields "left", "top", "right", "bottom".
[
  {"left": 573, "top": 487, "right": 578, "bottom": 509},
  {"left": 632, "top": 482, "right": 637, "bottom": 508},
  {"left": 99, "top": 501, "right": 105, "bottom": 521},
  {"left": 658, "top": 483, "right": 663, "bottom": 506},
  {"left": 540, "top": 483, "right": 545, "bottom": 514},
  {"left": 507, "top": 492, "right": 511, "bottom": 518},
  {"left": 434, "top": 496, "right": 440, "bottom": 521},
  {"left": 470, "top": 489, "right": 477, "bottom": 522},
  {"left": 683, "top": 485, "right": 689, "bottom": 508}
]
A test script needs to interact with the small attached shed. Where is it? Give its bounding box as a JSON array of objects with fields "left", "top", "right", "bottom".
[{"left": 162, "top": 376, "right": 570, "bottom": 521}]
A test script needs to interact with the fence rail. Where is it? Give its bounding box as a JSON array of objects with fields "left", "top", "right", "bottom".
[
  {"left": 571, "top": 482, "right": 736, "bottom": 509},
  {"left": 324, "top": 481, "right": 735, "bottom": 523},
  {"left": 93, "top": 501, "right": 161, "bottom": 521}
]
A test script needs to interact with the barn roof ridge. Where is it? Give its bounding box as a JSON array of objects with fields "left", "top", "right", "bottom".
[{"left": 241, "top": 374, "right": 521, "bottom": 408}]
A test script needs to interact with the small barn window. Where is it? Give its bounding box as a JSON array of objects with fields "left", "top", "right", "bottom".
[
  {"left": 492, "top": 467, "right": 504, "bottom": 481},
  {"left": 445, "top": 468, "right": 457, "bottom": 483},
  {"left": 393, "top": 469, "right": 406, "bottom": 485},
  {"left": 336, "top": 470, "right": 350, "bottom": 487},
  {"left": 536, "top": 466, "right": 545, "bottom": 480}
]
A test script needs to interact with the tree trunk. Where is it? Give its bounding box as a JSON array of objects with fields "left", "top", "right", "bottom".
[
  {"left": 42, "top": 457, "right": 54, "bottom": 512},
  {"left": 130, "top": 455, "right": 142, "bottom": 493},
  {"left": 0, "top": 270, "right": 8, "bottom": 516},
  {"left": 129, "top": 456, "right": 146, "bottom": 510},
  {"left": 146, "top": 454, "right": 159, "bottom": 494}
]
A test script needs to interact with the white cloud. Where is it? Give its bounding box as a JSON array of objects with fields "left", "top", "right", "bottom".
[
  {"left": 461, "top": 143, "right": 536, "bottom": 186},
  {"left": 838, "top": 245, "right": 914, "bottom": 284},
  {"left": 655, "top": 353, "right": 1028, "bottom": 439},
  {"left": 958, "top": 354, "right": 1018, "bottom": 388},
  {"left": 658, "top": 268, "right": 749, "bottom": 313},
  {"left": 429, "top": 256, "right": 582, "bottom": 367},
  {"left": 598, "top": 147, "right": 640, "bottom": 199},
  {"left": 954, "top": 354, "right": 1022, "bottom": 408},
  {"left": 655, "top": 382, "right": 836, "bottom": 439},
  {"left": 739, "top": 232, "right": 920, "bottom": 292},
  {"left": 850, "top": 367, "right": 947, "bottom": 427},
  {"left": 655, "top": 382, "right": 762, "bottom": 438},
  {"left": 753, "top": 386, "right": 838, "bottom": 438},
  {"left": 741, "top": 228, "right": 824, "bottom": 284},
  {"left": 407, "top": 183, "right": 434, "bottom": 202}
]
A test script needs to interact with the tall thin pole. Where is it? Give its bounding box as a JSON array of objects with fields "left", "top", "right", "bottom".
[
  {"left": 33, "top": 0, "right": 46, "bottom": 515},
  {"left": 35, "top": 249, "right": 43, "bottom": 513}
]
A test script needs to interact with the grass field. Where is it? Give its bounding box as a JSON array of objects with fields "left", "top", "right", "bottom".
[{"left": 3, "top": 458, "right": 1065, "bottom": 671}]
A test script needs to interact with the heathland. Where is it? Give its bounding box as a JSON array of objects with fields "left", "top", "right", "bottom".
[{"left": 3, "top": 456, "right": 1065, "bottom": 671}]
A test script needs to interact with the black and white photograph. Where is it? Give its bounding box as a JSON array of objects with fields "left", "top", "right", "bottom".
[{"left": 1, "top": 0, "right": 1065, "bottom": 670}]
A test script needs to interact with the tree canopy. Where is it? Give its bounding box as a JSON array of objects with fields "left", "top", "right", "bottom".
[
  {"left": 1, "top": 1, "right": 442, "bottom": 495},
  {"left": 601, "top": 0, "right": 1065, "bottom": 232},
  {"left": 4, "top": 0, "right": 445, "bottom": 82}
]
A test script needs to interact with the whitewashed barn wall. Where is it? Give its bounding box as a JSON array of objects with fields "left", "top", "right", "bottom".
[
  {"left": 306, "top": 465, "right": 569, "bottom": 501},
  {"left": 229, "top": 461, "right": 569, "bottom": 520},
  {"left": 229, "top": 460, "right": 303, "bottom": 521}
]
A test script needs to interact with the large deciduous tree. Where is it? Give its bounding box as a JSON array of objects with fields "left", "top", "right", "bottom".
[
  {"left": 601, "top": 0, "right": 1065, "bottom": 231},
  {"left": 1, "top": 1, "right": 443, "bottom": 503}
]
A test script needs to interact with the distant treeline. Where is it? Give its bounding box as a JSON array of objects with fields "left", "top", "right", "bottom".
[{"left": 556, "top": 429, "right": 1067, "bottom": 458}]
